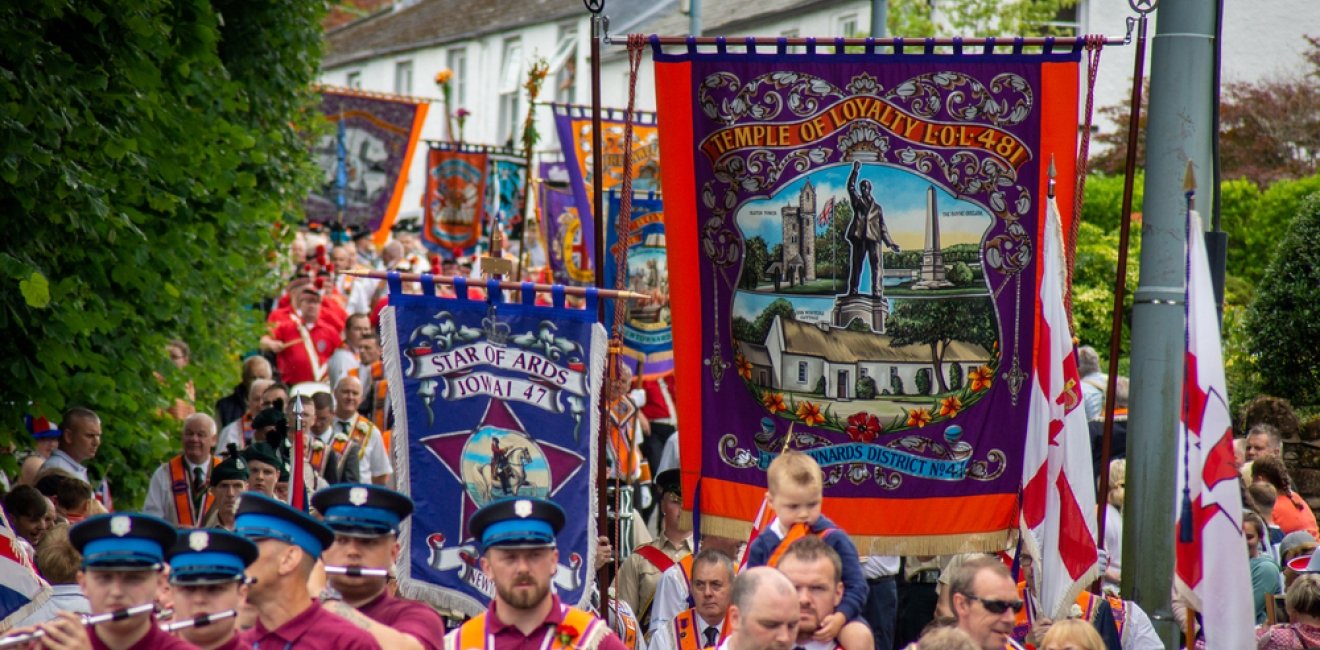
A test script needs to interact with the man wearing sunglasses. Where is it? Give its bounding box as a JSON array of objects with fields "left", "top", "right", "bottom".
[{"left": 947, "top": 557, "right": 1025, "bottom": 650}]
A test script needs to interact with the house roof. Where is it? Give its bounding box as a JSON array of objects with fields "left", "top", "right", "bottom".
[
  {"left": 742, "top": 342, "right": 772, "bottom": 367},
  {"left": 323, "top": 0, "right": 668, "bottom": 69},
  {"left": 774, "top": 315, "right": 989, "bottom": 364}
]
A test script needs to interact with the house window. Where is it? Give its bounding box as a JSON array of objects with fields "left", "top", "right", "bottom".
[
  {"left": 552, "top": 23, "right": 578, "bottom": 104},
  {"left": 497, "top": 37, "right": 524, "bottom": 148},
  {"left": 346, "top": 71, "right": 362, "bottom": 89},
  {"left": 446, "top": 48, "right": 467, "bottom": 108},
  {"left": 394, "top": 60, "right": 413, "bottom": 95},
  {"left": 1042, "top": 0, "right": 1084, "bottom": 36},
  {"left": 798, "top": 361, "right": 808, "bottom": 383},
  {"left": 860, "top": 367, "right": 868, "bottom": 377},
  {"left": 836, "top": 14, "right": 859, "bottom": 37}
]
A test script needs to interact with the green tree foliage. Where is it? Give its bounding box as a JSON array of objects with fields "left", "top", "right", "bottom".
[
  {"left": 0, "top": 0, "right": 326, "bottom": 505},
  {"left": 733, "top": 298, "right": 798, "bottom": 345},
  {"left": 1070, "top": 221, "right": 1141, "bottom": 358},
  {"left": 856, "top": 375, "right": 878, "bottom": 400},
  {"left": 949, "top": 362, "right": 964, "bottom": 390},
  {"left": 947, "top": 262, "right": 974, "bottom": 286},
  {"left": 813, "top": 376, "right": 827, "bottom": 396},
  {"left": 1245, "top": 193, "right": 1320, "bottom": 407},
  {"left": 740, "top": 236, "right": 770, "bottom": 289},
  {"left": 887, "top": 298, "right": 997, "bottom": 393},
  {"left": 881, "top": 0, "right": 1079, "bottom": 38},
  {"left": 915, "top": 368, "right": 932, "bottom": 396}
]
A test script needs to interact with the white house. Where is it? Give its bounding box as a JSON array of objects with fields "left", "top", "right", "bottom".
[
  {"left": 320, "top": 0, "right": 1319, "bottom": 224},
  {"left": 763, "top": 314, "right": 989, "bottom": 398}
]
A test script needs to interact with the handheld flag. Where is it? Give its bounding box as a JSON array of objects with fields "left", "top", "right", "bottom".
[
  {"left": 1020, "top": 175, "right": 1099, "bottom": 619},
  {"left": 1173, "top": 175, "right": 1255, "bottom": 647}
]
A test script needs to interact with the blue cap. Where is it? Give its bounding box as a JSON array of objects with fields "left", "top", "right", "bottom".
[
  {"left": 69, "top": 514, "right": 175, "bottom": 570},
  {"left": 166, "top": 529, "right": 258, "bottom": 585},
  {"left": 311, "top": 484, "right": 414, "bottom": 538},
  {"left": 235, "top": 492, "right": 334, "bottom": 558},
  {"left": 469, "top": 497, "right": 565, "bottom": 551}
]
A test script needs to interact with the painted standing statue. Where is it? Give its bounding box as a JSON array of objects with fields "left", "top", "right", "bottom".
[{"left": 846, "top": 160, "right": 902, "bottom": 295}]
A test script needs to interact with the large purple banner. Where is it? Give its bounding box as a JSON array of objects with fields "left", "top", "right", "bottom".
[{"left": 654, "top": 42, "right": 1084, "bottom": 554}]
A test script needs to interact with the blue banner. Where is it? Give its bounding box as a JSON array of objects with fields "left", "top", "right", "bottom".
[
  {"left": 383, "top": 275, "right": 605, "bottom": 615},
  {"left": 605, "top": 191, "right": 673, "bottom": 379}
]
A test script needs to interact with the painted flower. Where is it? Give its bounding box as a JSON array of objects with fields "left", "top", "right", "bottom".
[
  {"left": 556, "top": 623, "right": 579, "bottom": 647},
  {"left": 969, "top": 365, "right": 994, "bottom": 392},
  {"left": 796, "top": 401, "right": 825, "bottom": 427},
  {"left": 433, "top": 68, "right": 453, "bottom": 85},
  {"left": 455, "top": 107, "right": 471, "bottom": 119},
  {"left": 762, "top": 392, "right": 787, "bottom": 414},
  {"left": 736, "top": 354, "right": 752, "bottom": 380},
  {"left": 940, "top": 395, "right": 963, "bottom": 418},
  {"left": 846, "top": 412, "right": 882, "bottom": 443},
  {"left": 906, "top": 408, "right": 932, "bottom": 429}
]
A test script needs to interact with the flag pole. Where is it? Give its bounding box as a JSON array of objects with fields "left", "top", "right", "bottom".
[
  {"left": 1094, "top": 3, "right": 1152, "bottom": 557},
  {"left": 584, "top": 0, "right": 612, "bottom": 613}
]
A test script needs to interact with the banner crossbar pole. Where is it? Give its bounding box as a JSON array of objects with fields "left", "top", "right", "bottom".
[
  {"left": 344, "top": 270, "right": 649, "bottom": 301},
  {"left": 610, "top": 33, "right": 1133, "bottom": 48}
]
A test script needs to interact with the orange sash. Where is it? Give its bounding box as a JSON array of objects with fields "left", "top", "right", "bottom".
[
  {"left": 767, "top": 523, "right": 838, "bottom": 567},
  {"left": 169, "top": 455, "right": 218, "bottom": 528},
  {"left": 455, "top": 605, "right": 604, "bottom": 649},
  {"left": 672, "top": 608, "right": 726, "bottom": 650}
]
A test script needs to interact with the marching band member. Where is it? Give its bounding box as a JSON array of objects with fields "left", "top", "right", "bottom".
[
  {"left": 312, "top": 484, "right": 446, "bottom": 650},
  {"left": 445, "top": 497, "right": 628, "bottom": 650},
  {"left": 234, "top": 493, "right": 380, "bottom": 649},
  {"left": 164, "top": 529, "right": 258, "bottom": 649}
]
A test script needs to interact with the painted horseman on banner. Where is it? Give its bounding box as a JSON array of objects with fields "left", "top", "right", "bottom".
[{"left": 480, "top": 436, "right": 531, "bottom": 500}]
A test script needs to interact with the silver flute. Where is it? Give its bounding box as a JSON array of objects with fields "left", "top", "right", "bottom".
[
  {"left": 0, "top": 603, "right": 156, "bottom": 647},
  {"left": 160, "top": 609, "right": 238, "bottom": 633},
  {"left": 323, "top": 565, "right": 389, "bottom": 577}
]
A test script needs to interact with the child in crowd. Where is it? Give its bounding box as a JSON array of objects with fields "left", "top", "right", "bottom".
[{"left": 746, "top": 450, "right": 872, "bottom": 650}]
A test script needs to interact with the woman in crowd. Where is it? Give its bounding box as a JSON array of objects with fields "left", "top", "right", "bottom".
[
  {"left": 1248, "top": 513, "right": 1285, "bottom": 625},
  {"left": 1257, "top": 573, "right": 1320, "bottom": 649},
  {"left": 1253, "top": 456, "right": 1320, "bottom": 540},
  {"left": 1039, "top": 620, "right": 1105, "bottom": 650}
]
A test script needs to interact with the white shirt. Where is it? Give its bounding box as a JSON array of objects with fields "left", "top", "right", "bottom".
[
  {"left": 648, "top": 562, "right": 692, "bottom": 637},
  {"left": 326, "top": 347, "right": 360, "bottom": 390},
  {"left": 14, "top": 585, "right": 91, "bottom": 628},
  {"left": 860, "top": 555, "right": 901, "bottom": 578},
  {"left": 797, "top": 640, "right": 843, "bottom": 650},
  {"left": 1102, "top": 502, "right": 1123, "bottom": 590},
  {"left": 216, "top": 417, "right": 246, "bottom": 454},
  {"left": 333, "top": 416, "right": 391, "bottom": 479},
  {"left": 347, "top": 277, "right": 381, "bottom": 315},
  {"left": 646, "top": 611, "right": 722, "bottom": 650},
  {"left": 40, "top": 449, "right": 88, "bottom": 483},
  {"left": 1121, "top": 599, "right": 1164, "bottom": 650},
  {"left": 142, "top": 456, "right": 213, "bottom": 525}
]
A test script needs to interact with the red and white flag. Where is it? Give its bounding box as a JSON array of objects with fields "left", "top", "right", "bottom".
[
  {"left": 1174, "top": 209, "right": 1255, "bottom": 647},
  {"left": 1020, "top": 189, "right": 1099, "bottom": 619}
]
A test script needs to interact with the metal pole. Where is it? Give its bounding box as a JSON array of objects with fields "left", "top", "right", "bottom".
[
  {"left": 1123, "top": 0, "right": 1216, "bottom": 643},
  {"left": 870, "top": 0, "right": 887, "bottom": 37},
  {"left": 689, "top": 0, "right": 701, "bottom": 36}
]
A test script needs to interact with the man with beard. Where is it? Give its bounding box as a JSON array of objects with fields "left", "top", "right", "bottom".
[
  {"left": 645, "top": 549, "right": 732, "bottom": 650},
  {"left": 445, "top": 497, "right": 628, "bottom": 650},
  {"left": 777, "top": 536, "right": 863, "bottom": 650},
  {"left": 165, "top": 529, "right": 258, "bottom": 649},
  {"left": 718, "top": 567, "right": 799, "bottom": 650},
  {"left": 313, "top": 484, "right": 446, "bottom": 649},
  {"left": 235, "top": 493, "right": 379, "bottom": 649},
  {"left": 945, "top": 557, "right": 1023, "bottom": 650}
]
